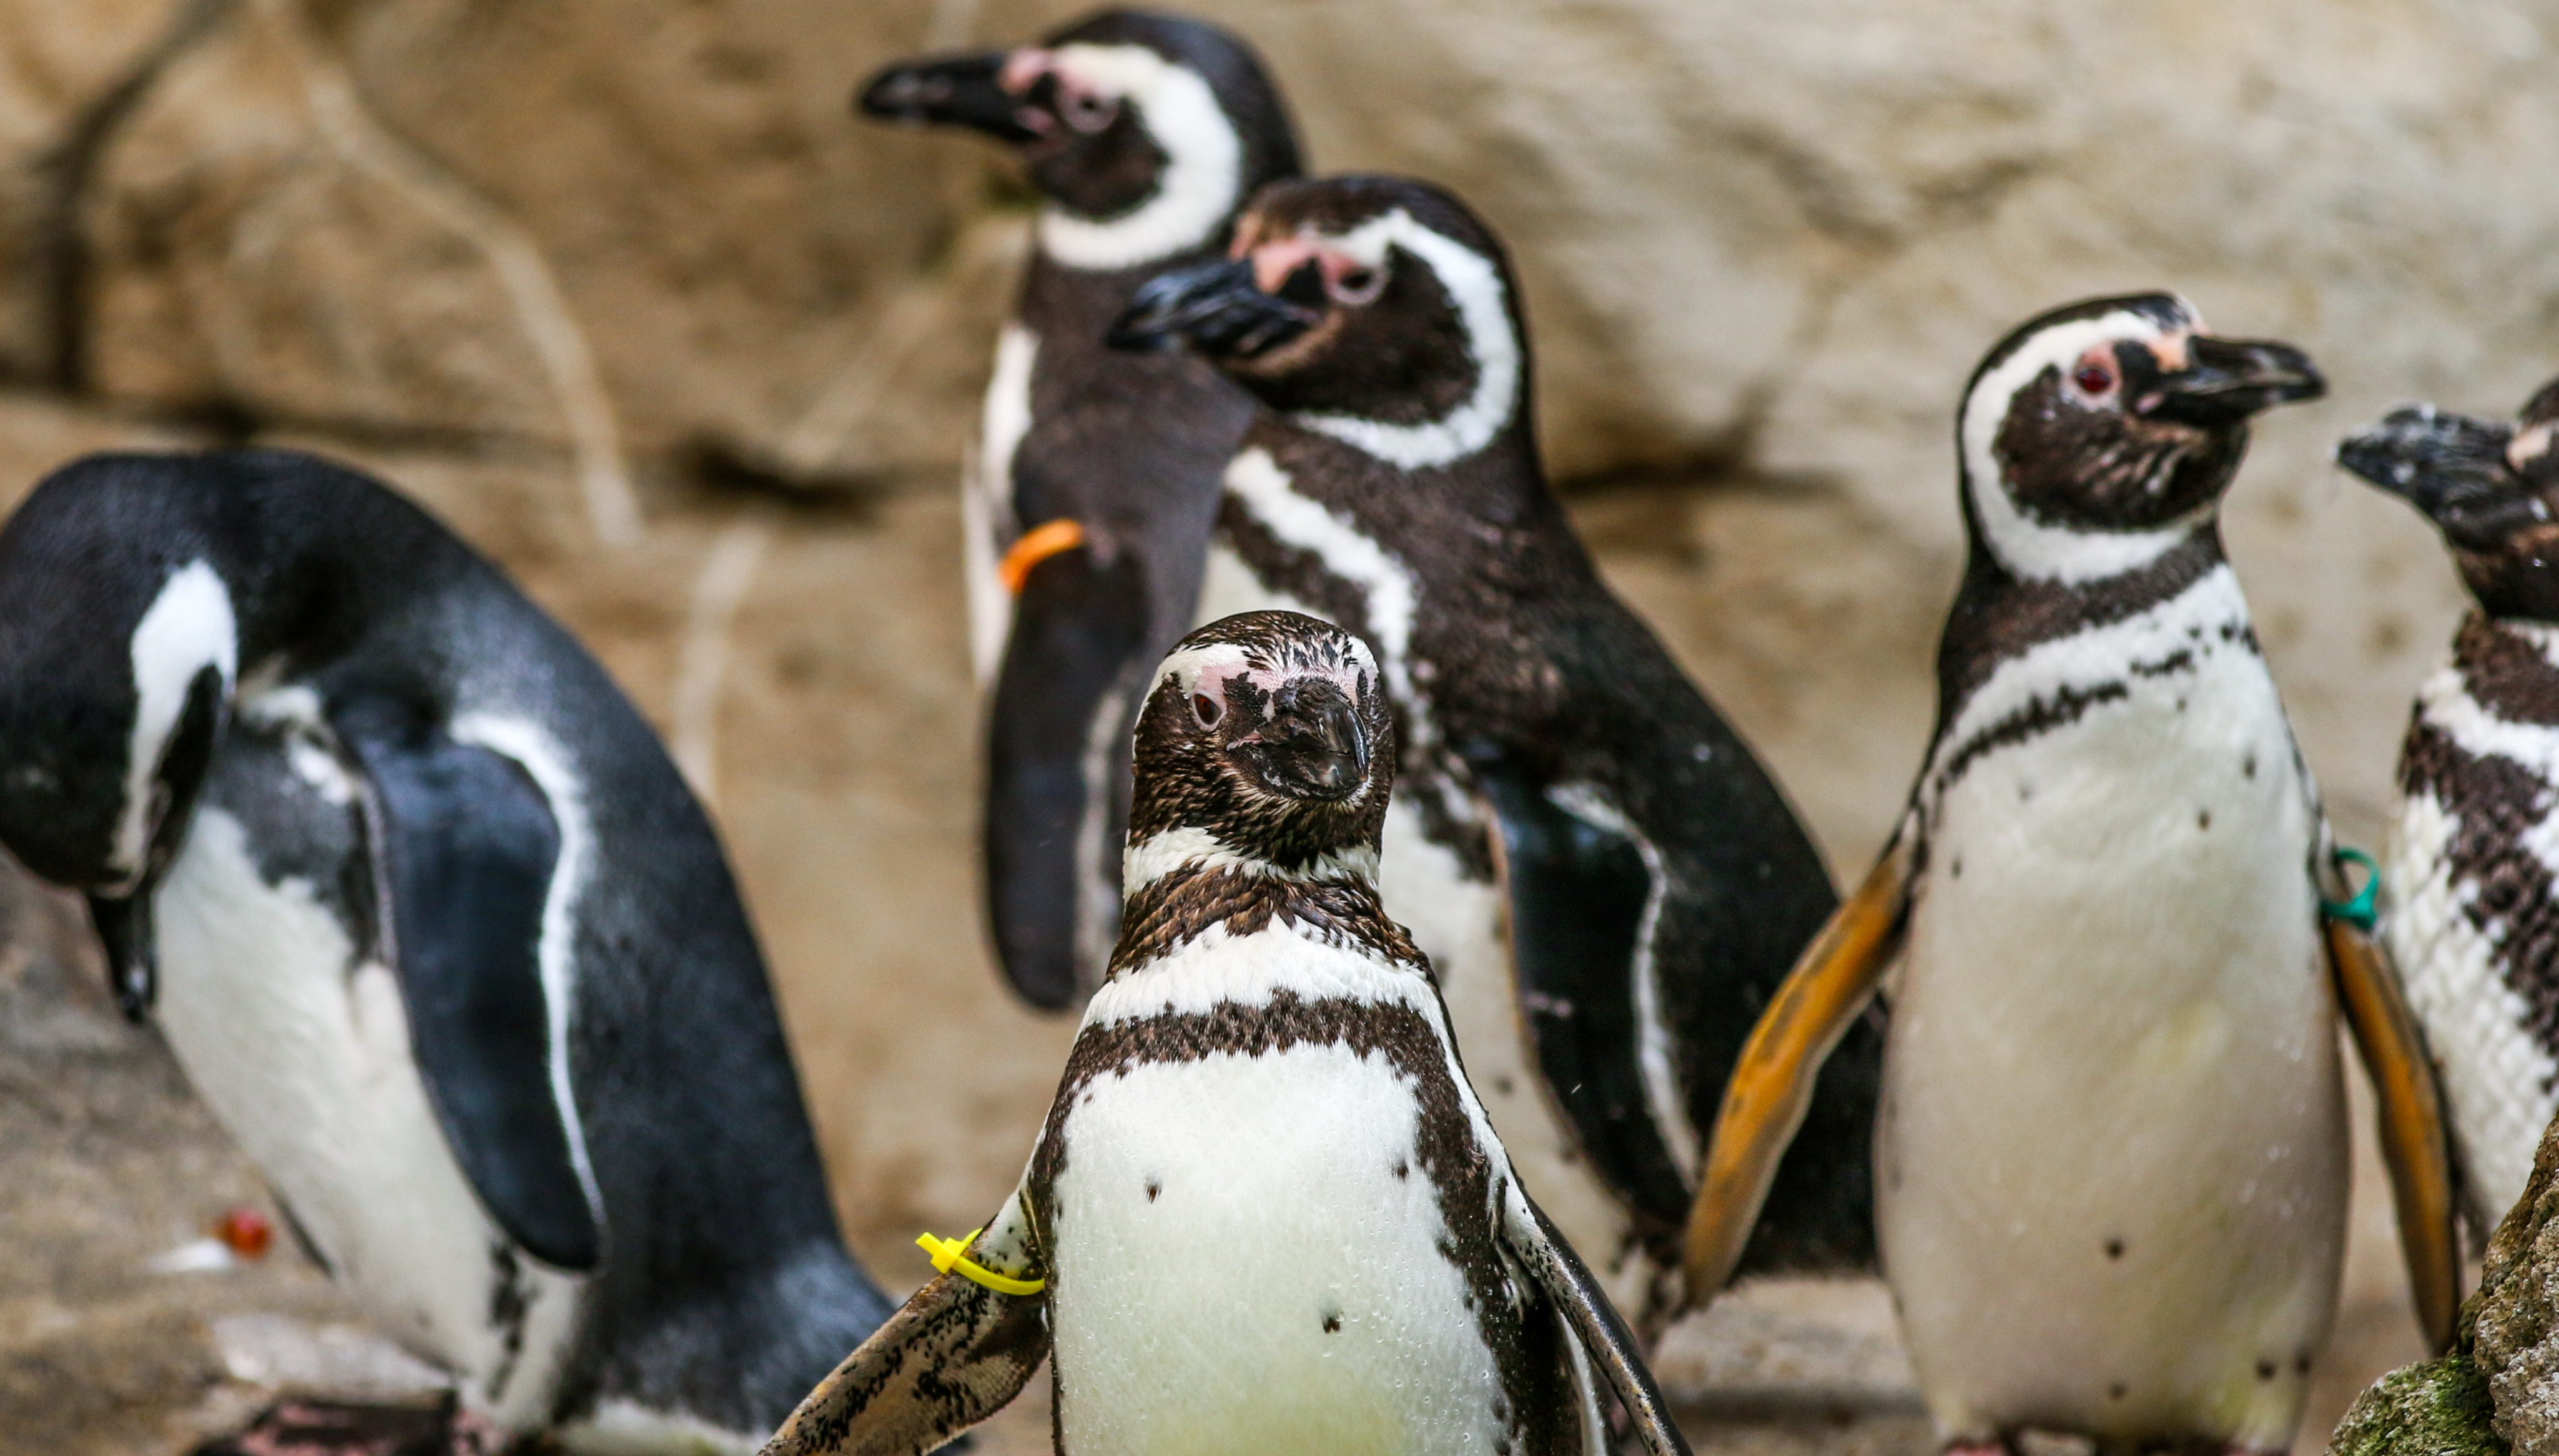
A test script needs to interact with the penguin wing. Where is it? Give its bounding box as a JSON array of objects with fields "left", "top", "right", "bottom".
[
  {"left": 338, "top": 704, "right": 600, "bottom": 1272},
  {"left": 2324, "top": 889, "right": 2459, "bottom": 1354},
  {"left": 984, "top": 542, "right": 1151, "bottom": 1010},
  {"left": 1471, "top": 759, "right": 1694, "bottom": 1229},
  {"left": 1681, "top": 830, "right": 1913, "bottom": 1308},
  {"left": 1501, "top": 1190, "right": 1692, "bottom": 1456},
  {"left": 761, "top": 1194, "right": 1048, "bottom": 1456}
]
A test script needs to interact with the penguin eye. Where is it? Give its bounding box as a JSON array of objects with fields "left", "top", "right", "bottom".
[
  {"left": 1191, "top": 693, "right": 1222, "bottom": 727},
  {"left": 2073, "top": 359, "right": 2118, "bottom": 396},
  {"left": 1061, "top": 88, "right": 1118, "bottom": 133},
  {"left": 1326, "top": 263, "right": 1384, "bottom": 307}
]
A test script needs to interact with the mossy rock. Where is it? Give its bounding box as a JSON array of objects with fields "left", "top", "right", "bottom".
[{"left": 2328, "top": 1352, "right": 2504, "bottom": 1456}]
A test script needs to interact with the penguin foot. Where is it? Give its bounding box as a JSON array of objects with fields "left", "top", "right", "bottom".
[
  {"left": 1940, "top": 1440, "right": 2018, "bottom": 1456},
  {"left": 192, "top": 1394, "right": 505, "bottom": 1456}
]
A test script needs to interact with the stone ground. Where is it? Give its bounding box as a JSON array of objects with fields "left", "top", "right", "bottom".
[{"left": 0, "top": 391, "right": 2442, "bottom": 1456}]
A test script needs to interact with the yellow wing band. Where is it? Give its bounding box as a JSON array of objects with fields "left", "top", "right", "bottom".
[{"left": 917, "top": 1229, "right": 1045, "bottom": 1296}]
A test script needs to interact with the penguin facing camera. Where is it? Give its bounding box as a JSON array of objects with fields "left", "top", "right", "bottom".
[
  {"left": 761, "top": 610, "right": 1690, "bottom": 1456},
  {"left": 1105, "top": 172, "right": 1865, "bottom": 1334},
  {"left": 862, "top": 10, "right": 1303, "bottom": 1007},
  {"left": 1684, "top": 295, "right": 2457, "bottom": 1456},
  {"left": 0, "top": 449, "right": 892, "bottom": 1452},
  {"left": 2339, "top": 380, "right": 2559, "bottom": 1241}
]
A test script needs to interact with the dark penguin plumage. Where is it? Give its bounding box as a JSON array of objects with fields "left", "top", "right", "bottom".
[
  {"left": 2340, "top": 378, "right": 2559, "bottom": 1236},
  {"left": 861, "top": 10, "right": 1302, "bottom": 1007},
  {"left": 1104, "top": 174, "right": 1861, "bottom": 1331},
  {"left": 0, "top": 449, "right": 890, "bottom": 1449},
  {"left": 1685, "top": 295, "right": 2461, "bottom": 1452},
  {"left": 759, "top": 611, "right": 1689, "bottom": 1456}
]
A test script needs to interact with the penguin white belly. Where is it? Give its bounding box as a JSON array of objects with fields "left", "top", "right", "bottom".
[
  {"left": 968, "top": 324, "right": 1037, "bottom": 685},
  {"left": 152, "top": 805, "right": 583, "bottom": 1427},
  {"left": 1881, "top": 652, "right": 2344, "bottom": 1449},
  {"left": 1047, "top": 1041, "right": 1507, "bottom": 1455},
  {"left": 1198, "top": 536, "right": 1642, "bottom": 1311}
]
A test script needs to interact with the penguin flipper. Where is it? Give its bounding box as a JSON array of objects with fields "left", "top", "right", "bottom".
[
  {"left": 1503, "top": 1191, "right": 1692, "bottom": 1456},
  {"left": 2325, "top": 910, "right": 2459, "bottom": 1353},
  {"left": 1681, "top": 831, "right": 1914, "bottom": 1309},
  {"left": 984, "top": 545, "right": 1151, "bottom": 1010},
  {"left": 338, "top": 706, "right": 600, "bottom": 1272},
  {"left": 761, "top": 1201, "right": 1048, "bottom": 1456},
  {"left": 1471, "top": 759, "right": 1694, "bottom": 1229}
]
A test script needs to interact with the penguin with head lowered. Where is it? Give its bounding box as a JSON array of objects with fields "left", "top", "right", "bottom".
[
  {"left": 861, "top": 10, "right": 1302, "bottom": 1007},
  {"left": 760, "top": 610, "right": 1690, "bottom": 1456},
  {"left": 1101, "top": 174, "right": 1868, "bottom": 1332},
  {"left": 2339, "top": 378, "right": 2559, "bottom": 1239},
  {"left": 0, "top": 449, "right": 892, "bottom": 1452},
  {"left": 1684, "top": 295, "right": 2460, "bottom": 1455}
]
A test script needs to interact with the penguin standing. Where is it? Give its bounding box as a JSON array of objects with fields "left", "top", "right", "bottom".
[
  {"left": 2339, "top": 380, "right": 2559, "bottom": 1237},
  {"left": 1105, "top": 174, "right": 1867, "bottom": 1331},
  {"left": 860, "top": 11, "right": 1303, "bottom": 1006},
  {"left": 760, "top": 611, "right": 1689, "bottom": 1456},
  {"left": 0, "top": 450, "right": 892, "bottom": 1452},
  {"left": 1684, "top": 295, "right": 2458, "bottom": 1455}
]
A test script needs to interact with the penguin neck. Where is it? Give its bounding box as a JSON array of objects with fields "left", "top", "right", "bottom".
[
  {"left": 2445, "top": 610, "right": 2559, "bottom": 729},
  {"left": 1106, "top": 829, "right": 1417, "bottom": 980}
]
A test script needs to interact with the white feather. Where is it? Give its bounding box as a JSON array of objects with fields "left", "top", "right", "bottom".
[
  {"left": 1037, "top": 45, "right": 1241, "bottom": 271},
  {"left": 1121, "top": 824, "right": 1379, "bottom": 895},
  {"left": 117, "top": 561, "right": 237, "bottom": 880},
  {"left": 969, "top": 326, "right": 1036, "bottom": 686}
]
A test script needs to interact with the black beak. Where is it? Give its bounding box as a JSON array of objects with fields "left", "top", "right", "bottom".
[
  {"left": 856, "top": 52, "right": 1040, "bottom": 144},
  {"left": 2337, "top": 403, "right": 2546, "bottom": 548},
  {"left": 1240, "top": 679, "right": 1368, "bottom": 800},
  {"left": 1107, "top": 259, "right": 1318, "bottom": 358},
  {"left": 2136, "top": 336, "right": 2325, "bottom": 426}
]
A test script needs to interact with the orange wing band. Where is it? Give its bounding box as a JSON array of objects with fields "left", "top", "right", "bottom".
[{"left": 999, "top": 519, "right": 1088, "bottom": 596}]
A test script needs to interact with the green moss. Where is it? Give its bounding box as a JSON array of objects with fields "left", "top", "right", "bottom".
[{"left": 2327, "top": 1353, "right": 2505, "bottom": 1456}]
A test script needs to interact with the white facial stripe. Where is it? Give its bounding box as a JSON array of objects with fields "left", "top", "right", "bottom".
[
  {"left": 117, "top": 561, "right": 239, "bottom": 878},
  {"left": 1961, "top": 307, "right": 2204, "bottom": 583},
  {"left": 1293, "top": 210, "right": 1521, "bottom": 470},
  {"left": 1037, "top": 44, "right": 1242, "bottom": 270},
  {"left": 1148, "top": 631, "right": 1383, "bottom": 706},
  {"left": 446, "top": 713, "right": 603, "bottom": 1227},
  {"left": 1122, "top": 825, "right": 1381, "bottom": 895}
]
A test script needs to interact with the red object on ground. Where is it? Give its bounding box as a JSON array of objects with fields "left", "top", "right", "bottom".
[{"left": 214, "top": 1206, "right": 274, "bottom": 1260}]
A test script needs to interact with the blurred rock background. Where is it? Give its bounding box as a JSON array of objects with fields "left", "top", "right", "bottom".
[{"left": 2, "top": 0, "right": 2548, "bottom": 1450}]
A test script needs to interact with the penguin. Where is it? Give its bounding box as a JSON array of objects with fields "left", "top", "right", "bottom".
[
  {"left": 1680, "top": 295, "right": 2459, "bottom": 1455},
  {"left": 2337, "top": 379, "right": 2559, "bottom": 1239},
  {"left": 860, "top": 11, "right": 1303, "bottom": 1007},
  {"left": 1102, "top": 173, "right": 1867, "bottom": 1334},
  {"left": 758, "top": 610, "right": 1690, "bottom": 1456},
  {"left": 0, "top": 449, "right": 892, "bottom": 1452}
]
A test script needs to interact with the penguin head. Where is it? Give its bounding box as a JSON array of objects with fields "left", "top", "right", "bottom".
[
  {"left": 859, "top": 11, "right": 1300, "bottom": 270},
  {"left": 0, "top": 455, "right": 239, "bottom": 895},
  {"left": 1958, "top": 293, "right": 2323, "bottom": 581},
  {"left": 1108, "top": 175, "right": 1527, "bottom": 470},
  {"left": 2338, "top": 381, "right": 2559, "bottom": 620},
  {"left": 1127, "top": 611, "right": 1393, "bottom": 873}
]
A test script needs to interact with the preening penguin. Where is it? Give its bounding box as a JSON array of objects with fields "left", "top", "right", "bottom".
[
  {"left": 1104, "top": 174, "right": 1865, "bottom": 1332},
  {"left": 0, "top": 450, "right": 892, "bottom": 1451},
  {"left": 1685, "top": 296, "right": 2457, "bottom": 1455},
  {"left": 861, "top": 10, "right": 1302, "bottom": 1006},
  {"left": 761, "top": 610, "right": 1689, "bottom": 1456},
  {"left": 2339, "top": 379, "right": 2559, "bottom": 1239}
]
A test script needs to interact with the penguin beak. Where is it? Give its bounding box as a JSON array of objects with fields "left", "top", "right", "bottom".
[
  {"left": 2337, "top": 404, "right": 2548, "bottom": 549},
  {"left": 1107, "top": 259, "right": 1319, "bottom": 358},
  {"left": 2135, "top": 336, "right": 2325, "bottom": 426},
  {"left": 1237, "top": 679, "right": 1368, "bottom": 800},
  {"left": 856, "top": 52, "right": 1041, "bottom": 144}
]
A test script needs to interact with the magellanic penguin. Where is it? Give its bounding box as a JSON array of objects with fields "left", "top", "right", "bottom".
[
  {"left": 861, "top": 11, "right": 1303, "bottom": 1006},
  {"left": 760, "top": 610, "right": 1690, "bottom": 1456},
  {"left": 2338, "top": 378, "right": 2559, "bottom": 1239},
  {"left": 1103, "top": 174, "right": 1867, "bottom": 1334},
  {"left": 1684, "top": 295, "right": 2460, "bottom": 1455},
  {"left": 0, "top": 450, "right": 892, "bottom": 1452}
]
